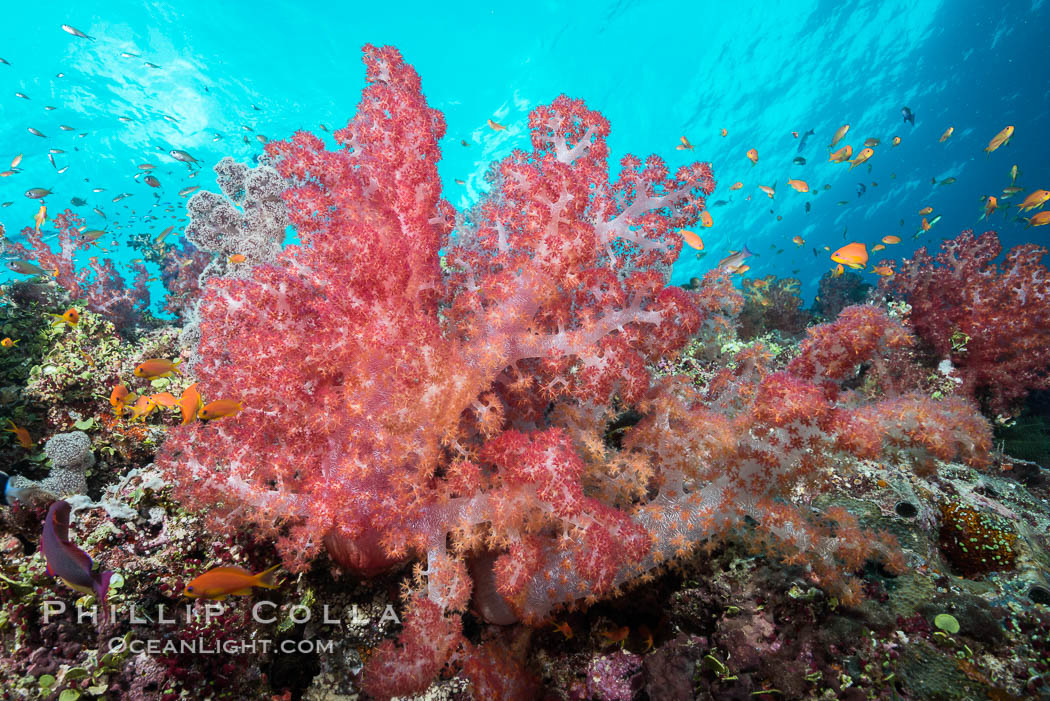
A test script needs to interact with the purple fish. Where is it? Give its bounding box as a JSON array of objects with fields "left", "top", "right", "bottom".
[{"left": 41, "top": 501, "right": 112, "bottom": 614}]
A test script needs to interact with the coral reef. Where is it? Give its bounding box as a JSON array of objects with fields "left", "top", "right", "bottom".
[
  {"left": 2, "top": 41, "right": 1050, "bottom": 701},
  {"left": 2, "top": 211, "right": 151, "bottom": 330},
  {"left": 883, "top": 229, "right": 1050, "bottom": 415},
  {"left": 149, "top": 45, "right": 1006, "bottom": 699},
  {"left": 812, "top": 268, "right": 872, "bottom": 320},
  {"left": 737, "top": 275, "right": 811, "bottom": 340}
]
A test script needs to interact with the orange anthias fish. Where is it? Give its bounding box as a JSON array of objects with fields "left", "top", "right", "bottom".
[
  {"left": 638, "top": 625, "right": 654, "bottom": 653},
  {"left": 676, "top": 136, "right": 694, "bottom": 151},
  {"left": 830, "top": 123, "right": 849, "bottom": 148},
  {"left": 831, "top": 242, "right": 868, "bottom": 269},
  {"left": 110, "top": 383, "right": 130, "bottom": 407},
  {"left": 829, "top": 144, "right": 853, "bottom": 163},
  {"left": 746, "top": 148, "right": 759, "bottom": 165},
  {"left": 552, "top": 621, "right": 573, "bottom": 639},
  {"left": 873, "top": 264, "right": 894, "bottom": 277},
  {"left": 486, "top": 119, "right": 506, "bottom": 131},
  {"left": 699, "top": 210, "right": 713, "bottom": 228},
  {"left": 179, "top": 383, "right": 202, "bottom": 425},
  {"left": 33, "top": 205, "right": 46, "bottom": 231},
  {"left": 109, "top": 383, "right": 139, "bottom": 417},
  {"left": 792, "top": 235, "right": 805, "bottom": 246},
  {"left": 849, "top": 147, "right": 874, "bottom": 169},
  {"left": 681, "top": 230, "right": 704, "bottom": 250},
  {"left": 984, "top": 125, "right": 1014, "bottom": 154},
  {"left": 939, "top": 126, "right": 954, "bottom": 142},
  {"left": 4, "top": 420, "right": 33, "bottom": 449},
  {"left": 1, "top": 337, "right": 18, "bottom": 348},
  {"left": 600, "top": 626, "right": 630, "bottom": 647},
  {"left": 758, "top": 185, "right": 775, "bottom": 199},
  {"left": 729, "top": 181, "right": 743, "bottom": 191},
  {"left": 921, "top": 217, "right": 931, "bottom": 232},
  {"left": 720, "top": 128, "right": 728, "bottom": 137},
  {"left": 882, "top": 235, "right": 901, "bottom": 244},
  {"left": 787, "top": 178, "right": 809, "bottom": 193},
  {"left": 863, "top": 138, "right": 880, "bottom": 148},
  {"left": 127, "top": 396, "right": 158, "bottom": 422},
  {"left": 831, "top": 263, "right": 845, "bottom": 278},
  {"left": 134, "top": 358, "right": 183, "bottom": 379},
  {"left": 1017, "top": 190, "right": 1050, "bottom": 212},
  {"left": 198, "top": 399, "right": 243, "bottom": 421},
  {"left": 872, "top": 244, "right": 886, "bottom": 251},
  {"left": 918, "top": 206, "right": 934, "bottom": 215},
  {"left": 981, "top": 196, "right": 998, "bottom": 220},
  {"left": 891, "top": 136, "right": 901, "bottom": 147},
  {"left": 183, "top": 564, "right": 281, "bottom": 601},
  {"left": 1028, "top": 211, "right": 1050, "bottom": 227},
  {"left": 148, "top": 392, "right": 180, "bottom": 409},
  {"left": 734, "top": 264, "right": 750, "bottom": 275},
  {"left": 228, "top": 253, "right": 247, "bottom": 264},
  {"left": 50, "top": 308, "right": 79, "bottom": 326}
]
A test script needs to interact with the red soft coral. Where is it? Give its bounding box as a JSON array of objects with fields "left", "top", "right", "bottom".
[
  {"left": 157, "top": 45, "right": 719, "bottom": 600},
  {"left": 883, "top": 229, "right": 1050, "bottom": 414},
  {"left": 5, "top": 211, "right": 150, "bottom": 328}
]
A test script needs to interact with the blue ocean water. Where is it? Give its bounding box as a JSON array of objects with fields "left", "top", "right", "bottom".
[{"left": 0, "top": 0, "right": 1047, "bottom": 311}]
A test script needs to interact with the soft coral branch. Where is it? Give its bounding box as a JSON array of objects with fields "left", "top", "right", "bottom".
[
  {"left": 883, "top": 229, "right": 1050, "bottom": 414},
  {"left": 5, "top": 210, "right": 150, "bottom": 327}
]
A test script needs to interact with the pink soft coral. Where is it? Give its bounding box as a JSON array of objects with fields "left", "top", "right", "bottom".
[
  {"left": 882, "top": 229, "right": 1050, "bottom": 414},
  {"left": 157, "top": 44, "right": 719, "bottom": 597}
]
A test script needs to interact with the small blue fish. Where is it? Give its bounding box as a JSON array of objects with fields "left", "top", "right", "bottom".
[
  {"left": 41, "top": 501, "right": 113, "bottom": 615},
  {"left": 797, "top": 129, "right": 814, "bottom": 153},
  {"left": 0, "top": 471, "right": 43, "bottom": 506}
]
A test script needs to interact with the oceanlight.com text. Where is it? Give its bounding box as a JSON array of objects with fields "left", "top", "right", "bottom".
[{"left": 106, "top": 638, "right": 336, "bottom": 655}]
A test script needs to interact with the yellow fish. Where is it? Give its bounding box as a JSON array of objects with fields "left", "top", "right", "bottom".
[
  {"left": 1027, "top": 211, "right": 1050, "bottom": 227},
  {"left": 939, "top": 126, "right": 954, "bottom": 143},
  {"left": 1017, "top": 190, "right": 1050, "bottom": 213},
  {"left": 830, "top": 124, "right": 849, "bottom": 148},
  {"left": 849, "top": 147, "right": 874, "bottom": 170},
  {"left": 984, "top": 126, "right": 1013, "bottom": 154},
  {"left": 49, "top": 308, "right": 79, "bottom": 326}
]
